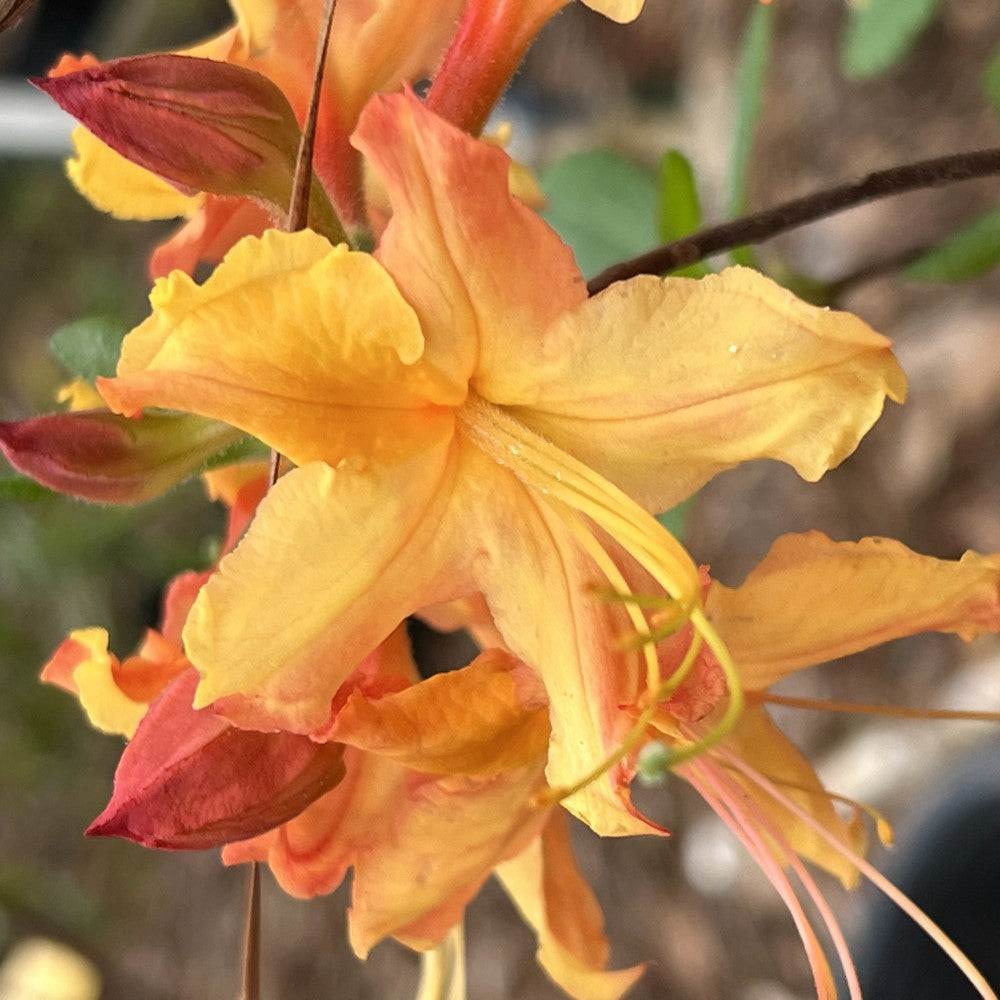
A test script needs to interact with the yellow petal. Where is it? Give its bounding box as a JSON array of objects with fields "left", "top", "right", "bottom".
[
  {"left": 56, "top": 378, "right": 104, "bottom": 411},
  {"left": 713, "top": 703, "right": 866, "bottom": 887},
  {"left": 41, "top": 628, "right": 146, "bottom": 738},
  {"left": 185, "top": 446, "right": 464, "bottom": 734},
  {"left": 496, "top": 811, "right": 646, "bottom": 1000},
  {"left": 100, "top": 229, "right": 462, "bottom": 467},
  {"left": 67, "top": 126, "right": 204, "bottom": 221},
  {"left": 330, "top": 648, "right": 550, "bottom": 775},
  {"left": 491, "top": 267, "right": 906, "bottom": 512},
  {"left": 581, "top": 0, "right": 645, "bottom": 22},
  {"left": 708, "top": 532, "right": 1000, "bottom": 690}
]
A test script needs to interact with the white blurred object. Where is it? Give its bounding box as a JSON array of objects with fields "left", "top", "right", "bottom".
[
  {"left": 681, "top": 813, "right": 743, "bottom": 897},
  {"left": 0, "top": 938, "right": 100, "bottom": 1000},
  {"left": 0, "top": 79, "right": 74, "bottom": 157}
]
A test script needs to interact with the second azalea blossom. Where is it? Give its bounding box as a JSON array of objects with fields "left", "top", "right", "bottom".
[{"left": 98, "top": 89, "right": 905, "bottom": 836}]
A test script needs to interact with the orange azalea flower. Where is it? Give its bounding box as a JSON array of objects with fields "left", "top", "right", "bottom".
[{"left": 97, "top": 90, "right": 905, "bottom": 840}]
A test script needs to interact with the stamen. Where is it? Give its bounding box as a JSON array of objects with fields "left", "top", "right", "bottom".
[
  {"left": 718, "top": 747, "right": 1000, "bottom": 1000},
  {"left": 459, "top": 394, "right": 745, "bottom": 798},
  {"left": 684, "top": 760, "right": 841, "bottom": 999},
  {"left": 762, "top": 692, "right": 1000, "bottom": 723}
]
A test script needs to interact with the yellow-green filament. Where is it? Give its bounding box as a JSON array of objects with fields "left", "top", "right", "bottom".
[{"left": 458, "top": 395, "right": 747, "bottom": 800}]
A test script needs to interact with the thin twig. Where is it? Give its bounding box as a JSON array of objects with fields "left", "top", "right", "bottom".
[
  {"left": 587, "top": 146, "right": 1000, "bottom": 295},
  {"left": 269, "top": 0, "right": 339, "bottom": 483},
  {"left": 239, "top": 863, "right": 261, "bottom": 1000},
  {"left": 286, "top": 0, "right": 339, "bottom": 232}
]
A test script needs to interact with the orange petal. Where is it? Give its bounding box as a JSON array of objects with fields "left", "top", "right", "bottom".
[
  {"left": 348, "top": 759, "right": 551, "bottom": 955},
  {"left": 40, "top": 628, "right": 146, "bottom": 738},
  {"left": 330, "top": 648, "right": 550, "bottom": 775},
  {"left": 494, "top": 268, "right": 906, "bottom": 512},
  {"left": 354, "top": 90, "right": 585, "bottom": 388},
  {"left": 223, "top": 746, "right": 551, "bottom": 957},
  {"left": 496, "top": 810, "right": 646, "bottom": 1000},
  {"left": 148, "top": 196, "right": 272, "bottom": 278},
  {"left": 708, "top": 532, "right": 1000, "bottom": 690},
  {"left": 447, "top": 445, "right": 654, "bottom": 837}
]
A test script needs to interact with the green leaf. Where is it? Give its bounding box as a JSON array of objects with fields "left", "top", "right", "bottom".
[
  {"left": 984, "top": 42, "right": 1000, "bottom": 119},
  {"left": 728, "top": 2, "right": 773, "bottom": 266},
  {"left": 657, "top": 150, "right": 710, "bottom": 278},
  {"left": 0, "top": 467, "right": 53, "bottom": 501},
  {"left": 658, "top": 150, "right": 702, "bottom": 240},
  {"left": 904, "top": 209, "right": 1000, "bottom": 283},
  {"left": 657, "top": 499, "right": 692, "bottom": 541},
  {"left": 840, "top": 0, "right": 944, "bottom": 79},
  {"left": 541, "top": 150, "right": 657, "bottom": 279},
  {"left": 49, "top": 315, "right": 128, "bottom": 382}
]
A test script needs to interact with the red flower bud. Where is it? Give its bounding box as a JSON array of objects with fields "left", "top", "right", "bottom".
[
  {"left": 32, "top": 55, "right": 338, "bottom": 236},
  {"left": 87, "top": 672, "right": 347, "bottom": 850},
  {"left": 0, "top": 409, "right": 246, "bottom": 504}
]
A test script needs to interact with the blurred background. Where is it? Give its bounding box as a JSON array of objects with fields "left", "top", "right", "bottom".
[{"left": 2, "top": 0, "right": 1000, "bottom": 997}]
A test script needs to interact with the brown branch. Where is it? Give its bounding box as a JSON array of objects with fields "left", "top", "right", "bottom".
[
  {"left": 587, "top": 147, "right": 1000, "bottom": 295},
  {"left": 286, "top": 0, "right": 338, "bottom": 233},
  {"left": 239, "top": 863, "right": 261, "bottom": 1000}
]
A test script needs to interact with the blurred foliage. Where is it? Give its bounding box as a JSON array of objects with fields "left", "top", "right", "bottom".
[
  {"left": 986, "top": 42, "right": 1000, "bottom": 118},
  {"left": 656, "top": 150, "right": 710, "bottom": 279},
  {"left": 905, "top": 209, "right": 1000, "bottom": 283},
  {"left": 49, "top": 316, "right": 128, "bottom": 383},
  {"left": 840, "top": 0, "right": 944, "bottom": 79},
  {"left": 540, "top": 149, "right": 657, "bottom": 278}
]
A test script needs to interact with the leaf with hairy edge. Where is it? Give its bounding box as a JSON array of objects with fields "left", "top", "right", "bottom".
[
  {"left": 904, "top": 209, "right": 1000, "bottom": 283},
  {"left": 87, "top": 672, "right": 347, "bottom": 850},
  {"left": 32, "top": 55, "right": 340, "bottom": 239}
]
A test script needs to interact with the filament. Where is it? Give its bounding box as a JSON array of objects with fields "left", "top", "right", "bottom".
[
  {"left": 762, "top": 692, "right": 1000, "bottom": 723},
  {"left": 458, "top": 394, "right": 748, "bottom": 801},
  {"left": 717, "top": 747, "right": 999, "bottom": 1000}
]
